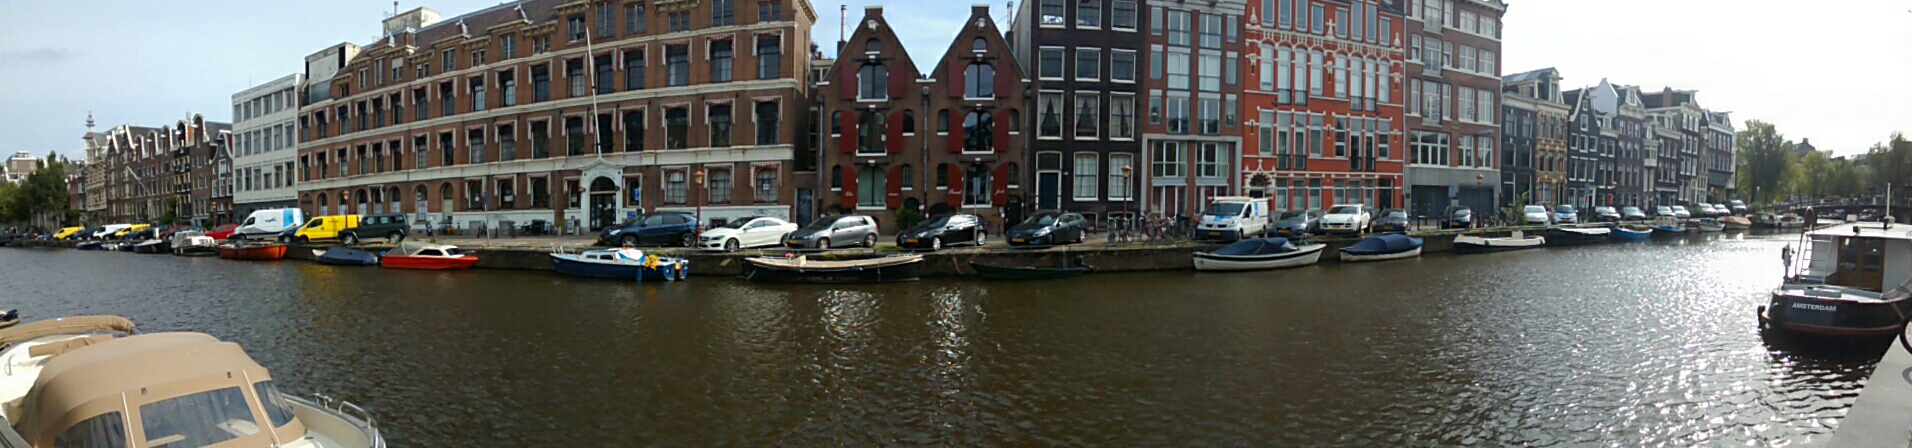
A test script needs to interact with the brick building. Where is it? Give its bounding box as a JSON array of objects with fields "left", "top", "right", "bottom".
[
  {"left": 1140, "top": 0, "right": 1247, "bottom": 218},
  {"left": 295, "top": 0, "right": 818, "bottom": 233},
  {"left": 1243, "top": 0, "right": 1407, "bottom": 214},
  {"left": 1401, "top": 0, "right": 1503, "bottom": 218},
  {"left": 1009, "top": 0, "right": 1147, "bottom": 224}
]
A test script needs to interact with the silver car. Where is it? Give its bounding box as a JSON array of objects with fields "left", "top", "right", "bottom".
[{"left": 782, "top": 215, "right": 880, "bottom": 249}]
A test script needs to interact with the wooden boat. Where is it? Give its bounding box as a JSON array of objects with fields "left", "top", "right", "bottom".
[
  {"left": 969, "top": 256, "right": 1095, "bottom": 280},
  {"left": 549, "top": 248, "right": 691, "bottom": 282},
  {"left": 215, "top": 240, "right": 288, "bottom": 260},
  {"left": 1760, "top": 222, "right": 1912, "bottom": 338},
  {"left": 1721, "top": 216, "right": 1753, "bottom": 230},
  {"left": 1193, "top": 238, "right": 1327, "bottom": 271},
  {"left": 1546, "top": 227, "right": 1611, "bottom": 246},
  {"left": 1611, "top": 226, "right": 1652, "bottom": 241},
  {"left": 314, "top": 246, "right": 381, "bottom": 266},
  {"left": 74, "top": 241, "right": 103, "bottom": 251},
  {"left": 743, "top": 254, "right": 924, "bottom": 283},
  {"left": 1452, "top": 231, "right": 1546, "bottom": 254},
  {"left": 1338, "top": 234, "right": 1423, "bottom": 262},
  {"left": 1695, "top": 218, "right": 1726, "bottom": 232},
  {"left": 130, "top": 238, "right": 169, "bottom": 254},
  {"left": 380, "top": 242, "right": 479, "bottom": 270}
]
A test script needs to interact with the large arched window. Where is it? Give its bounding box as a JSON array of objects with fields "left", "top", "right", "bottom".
[
  {"left": 963, "top": 63, "right": 994, "bottom": 98},
  {"left": 857, "top": 64, "right": 888, "bottom": 100},
  {"left": 962, "top": 111, "right": 993, "bottom": 153},
  {"left": 857, "top": 112, "right": 885, "bottom": 154}
]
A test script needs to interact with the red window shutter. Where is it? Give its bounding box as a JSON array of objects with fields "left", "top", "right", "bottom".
[
  {"left": 945, "top": 164, "right": 964, "bottom": 207},
  {"left": 992, "top": 163, "right": 1011, "bottom": 206},
  {"left": 994, "top": 63, "right": 1012, "bottom": 100},
  {"left": 948, "top": 62, "right": 964, "bottom": 99},
  {"left": 886, "top": 112, "right": 904, "bottom": 154},
  {"left": 886, "top": 165, "right": 903, "bottom": 209},
  {"left": 947, "top": 112, "right": 964, "bottom": 154},
  {"left": 840, "top": 112, "right": 858, "bottom": 154},
  {"left": 992, "top": 110, "right": 1010, "bottom": 153},
  {"left": 839, "top": 64, "right": 857, "bottom": 100},
  {"left": 888, "top": 65, "right": 907, "bottom": 100},
  {"left": 841, "top": 165, "right": 858, "bottom": 206}
]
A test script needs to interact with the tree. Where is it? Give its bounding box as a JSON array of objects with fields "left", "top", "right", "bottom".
[
  {"left": 1867, "top": 133, "right": 1912, "bottom": 194},
  {"left": 1735, "top": 120, "right": 1794, "bottom": 205},
  {"left": 1790, "top": 150, "right": 1830, "bottom": 198}
]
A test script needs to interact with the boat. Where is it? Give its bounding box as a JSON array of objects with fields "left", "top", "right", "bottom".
[
  {"left": 549, "top": 248, "right": 691, "bottom": 282},
  {"left": 1338, "top": 234, "right": 1423, "bottom": 262},
  {"left": 1760, "top": 221, "right": 1912, "bottom": 338},
  {"left": 1452, "top": 231, "right": 1547, "bottom": 254},
  {"left": 0, "top": 309, "right": 19, "bottom": 329},
  {"left": 742, "top": 254, "right": 924, "bottom": 283},
  {"left": 216, "top": 240, "right": 289, "bottom": 260},
  {"left": 1192, "top": 237, "right": 1327, "bottom": 271},
  {"left": 1650, "top": 217, "right": 1688, "bottom": 238},
  {"left": 1546, "top": 226, "right": 1611, "bottom": 246},
  {"left": 131, "top": 238, "right": 170, "bottom": 254},
  {"left": 1611, "top": 226, "right": 1652, "bottom": 241},
  {"left": 1775, "top": 214, "right": 1806, "bottom": 229},
  {"left": 74, "top": 241, "right": 103, "bottom": 251},
  {"left": 0, "top": 315, "right": 387, "bottom": 447},
  {"left": 1721, "top": 216, "right": 1753, "bottom": 230},
  {"left": 113, "top": 241, "right": 137, "bottom": 252},
  {"left": 314, "top": 246, "right": 382, "bottom": 266},
  {"left": 1695, "top": 218, "right": 1726, "bottom": 232},
  {"left": 172, "top": 231, "right": 217, "bottom": 256},
  {"left": 969, "top": 256, "right": 1096, "bottom": 279},
  {"left": 380, "top": 241, "right": 479, "bottom": 270}
]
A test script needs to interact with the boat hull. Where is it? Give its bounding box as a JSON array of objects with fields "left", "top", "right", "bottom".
[
  {"left": 550, "top": 254, "right": 689, "bottom": 281},
  {"left": 743, "top": 258, "right": 923, "bottom": 283},
  {"left": 1337, "top": 246, "right": 1421, "bottom": 263},
  {"left": 968, "top": 262, "right": 1091, "bottom": 280},
  {"left": 132, "top": 241, "right": 170, "bottom": 254},
  {"left": 173, "top": 247, "right": 217, "bottom": 257},
  {"left": 1193, "top": 244, "right": 1326, "bottom": 271},
  {"left": 216, "top": 244, "right": 288, "bottom": 260},
  {"left": 1545, "top": 228, "right": 1610, "bottom": 246},
  {"left": 380, "top": 254, "right": 479, "bottom": 270},
  {"left": 1452, "top": 236, "right": 1546, "bottom": 254},
  {"left": 1761, "top": 287, "right": 1912, "bottom": 338},
  {"left": 1610, "top": 228, "right": 1651, "bottom": 241},
  {"left": 1650, "top": 226, "right": 1687, "bottom": 239},
  {"left": 315, "top": 248, "right": 381, "bottom": 266}
]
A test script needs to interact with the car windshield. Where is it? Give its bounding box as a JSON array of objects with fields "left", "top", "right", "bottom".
[
  {"left": 1277, "top": 212, "right": 1308, "bottom": 223},
  {"left": 1384, "top": 210, "right": 1408, "bottom": 219},
  {"left": 803, "top": 218, "right": 840, "bottom": 230},
  {"left": 920, "top": 216, "right": 952, "bottom": 228},
  {"left": 1205, "top": 203, "right": 1247, "bottom": 217},
  {"left": 1524, "top": 206, "right": 1547, "bottom": 213},
  {"left": 1623, "top": 207, "right": 1641, "bottom": 214},
  {"left": 617, "top": 215, "right": 646, "bottom": 227},
  {"left": 1329, "top": 206, "right": 1361, "bottom": 215},
  {"left": 1023, "top": 213, "right": 1060, "bottom": 226},
  {"left": 1450, "top": 208, "right": 1471, "bottom": 217},
  {"left": 719, "top": 219, "right": 753, "bottom": 230},
  {"left": 1555, "top": 205, "right": 1576, "bottom": 214}
]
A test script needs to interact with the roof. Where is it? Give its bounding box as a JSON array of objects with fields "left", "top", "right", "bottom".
[
  {"left": 1502, "top": 67, "right": 1556, "bottom": 84},
  {"left": 1809, "top": 222, "right": 1912, "bottom": 241},
  {"left": 396, "top": 241, "right": 459, "bottom": 255},
  {"left": 18, "top": 332, "right": 277, "bottom": 445}
]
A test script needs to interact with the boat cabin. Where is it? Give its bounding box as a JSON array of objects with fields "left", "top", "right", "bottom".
[
  {"left": 393, "top": 242, "right": 465, "bottom": 258},
  {"left": 1795, "top": 222, "right": 1912, "bottom": 293}
]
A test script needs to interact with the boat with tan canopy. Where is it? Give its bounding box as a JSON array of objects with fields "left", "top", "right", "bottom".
[{"left": 0, "top": 316, "right": 385, "bottom": 448}]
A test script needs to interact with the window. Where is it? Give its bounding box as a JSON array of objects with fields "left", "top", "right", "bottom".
[
  {"left": 1167, "top": 51, "right": 1189, "bottom": 89},
  {"left": 1199, "top": 13, "right": 1222, "bottom": 49},
  {"left": 865, "top": 38, "right": 882, "bottom": 54},
  {"left": 1074, "top": 153, "right": 1099, "bottom": 199},
  {"left": 1197, "top": 143, "right": 1227, "bottom": 178},
  {"left": 1073, "top": 93, "right": 1099, "bottom": 140},
  {"left": 1481, "top": 50, "right": 1496, "bottom": 76},
  {"left": 706, "top": 39, "right": 734, "bottom": 83},
  {"left": 1476, "top": 88, "right": 1493, "bottom": 123},
  {"left": 1200, "top": 97, "right": 1221, "bottom": 135},
  {"left": 470, "top": 76, "right": 487, "bottom": 112},
  {"left": 1199, "top": 54, "right": 1221, "bottom": 91},
  {"left": 1166, "top": 10, "right": 1190, "bottom": 46},
  {"left": 665, "top": 107, "right": 688, "bottom": 149},
  {"left": 858, "top": 64, "right": 889, "bottom": 100},
  {"left": 708, "top": 168, "right": 732, "bottom": 204},
  {"left": 565, "top": 117, "right": 586, "bottom": 155},
  {"left": 857, "top": 111, "right": 884, "bottom": 154},
  {"left": 1075, "top": 49, "right": 1099, "bottom": 81},
  {"left": 1167, "top": 96, "right": 1189, "bottom": 134},
  {"left": 533, "top": 35, "right": 550, "bottom": 54},
  {"left": 625, "top": 49, "right": 646, "bottom": 90},
  {"left": 139, "top": 387, "right": 256, "bottom": 448},
  {"left": 1037, "top": 93, "right": 1063, "bottom": 138},
  {"left": 623, "top": 110, "right": 645, "bottom": 151},
  {"left": 759, "top": 1, "right": 782, "bottom": 21},
  {"left": 1110, "top": 94, "right": 1135, "bottom": 139},
  {"left": 1078, "top": 0, "right": 1101, "bottom": 28},
  {"left": 1154, "top": 141, "right": 1185, "bottom": 177},
  {"left": 532, "top": 65, "right": 551, "bottom": 102},
  {"left": 1108, "top": 154, "right": 1133, "bottom": 199},
  {"left": 857, "top": 168, "right": 883, "bottom": 208},
  {"left": 1111, "top": 50, "right": 1136, "bottom": 82},
  {"left": 964, "top": 164, "right": 991, "bottom": 206},
  {"left": 666, "top": 170, "right": 687, "bottom": 204},
  {"left": 709, "top": 104, "right": 733, "bottom": 148},
  {"left": 499, "top": 70, "right": 517, "bottom": 107},
  {"left": 757, "top": 35, "right": 782, "bottom": 79},
  {"left": 626, "top": 3, "right": 647, "bottom": 33},
  {"left": 468, "top": 128, "right": 487, "bottom": 164},
  {"left": 901, "top": 109, "right": 917, "bottom": 135},
  {"left": 712, "top": 0, "right": 735, "bottom": 26},
  {"left": 666, "top": 45, "right": 690, "bottom": 87},
  {"left": 1311, "top": 4, "right": 1324, "bottom": 33},
  {"left": 566, "top": 59, "right": 586, "bottom": 97},
  {"left": 1039, "top": 48, "right": 1065, "bottom": 80},
  {"left": 755, "top": 167, "right": 778, "bottom": 201},
  {"left": 595, "top": 55, "right": 615, "bottom": 93},
  {"left": 963, "top": 111, "right": 992, "bottom": 152},
  {"left": 668, "top": 12, "right": 691, "bottom": 32},
  {"left": 971, "top": 37, "right": 988, "bottom": 53},
  {"left": 1113, "top": 1, "right": 1137, "bottom": 30},
  {"left": 568, "top": 15, "right": 586, "bottom": 42},
  {"left": 437, "top": 82, "right": 453, "bottom": 117},
  {"left": 755, "top": 102, "right": 779, "bottom": 145},
  {"left": 1151, "top": 6, "right": 1163, "bottom": 34},
  {"left": 1041, "top": 0, "right": 1066, "bottom": 26},
  {"left": 965, "top": 63, "right": 994, "bottom": 98}
]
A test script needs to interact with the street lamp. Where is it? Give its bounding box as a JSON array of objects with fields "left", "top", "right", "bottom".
[
  {"left": 693, "top": 168, "right": 706, "bottom": 229},
  {"left": 1122, "top": 164, "right": 1133, "bottom": 220}
]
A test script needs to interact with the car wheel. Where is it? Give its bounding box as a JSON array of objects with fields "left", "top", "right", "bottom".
[
  {"left": 680, "top": 232, "right": 696, "bottom": 248},
  {"left": 862, "top": 234, "right": 877, "bottom": 248},
  {"left": 341, "top": 233, "right": 359, "bottom": 245},
  {"left": 817, "top": 238, "right": 830, "bottom": 250},
  {"left": 388, "top": 231, "right": 405, "bottom": 243},
  {"left": 931, "top": 237, "right": 943, "bottom": 251},
  {"left": 620, "top": 235, "right": 639, "bottom": 247},
  {"left": 724, "top": 238, "right": 740, "bottom": 252}
]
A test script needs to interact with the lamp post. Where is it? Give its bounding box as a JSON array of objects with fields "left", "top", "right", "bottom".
[{"left": 693, "top": 169, "right": 706, "bottom": 229}]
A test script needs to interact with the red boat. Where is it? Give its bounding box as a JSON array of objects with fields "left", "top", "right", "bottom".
[
  {"left": 204, "top": 224, "right": 239, "bottom": 240},
  {"left": 215, "top": 241, "right": 288, "bottom": 260},
  {"left": 379, "top": 242, "right": 478, "bottom": 270}
]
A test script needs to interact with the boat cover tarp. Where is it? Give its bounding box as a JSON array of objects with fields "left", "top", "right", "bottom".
[
  {"left": 1211, "top": 238, "right": 1299, "bottom": 256},
  {"left": 1342, "top": 234, "right": 1423, "bottom": 255},
  {"left": 0, "top": 316, "right": 135, "bottom": 347},
  {"left": 319, "top": 247, "right": 380, "bottom": 265}
]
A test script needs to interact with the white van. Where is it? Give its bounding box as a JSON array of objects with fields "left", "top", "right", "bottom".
[
  {"left": 1197, "top": 196, "right": 1271, "bottom": 241},
  {"left": 234, "top": 208, "right": 307, "bottom": 239},
  {"left": 92, "top": 224, "right": 132, "bottom": 240}
]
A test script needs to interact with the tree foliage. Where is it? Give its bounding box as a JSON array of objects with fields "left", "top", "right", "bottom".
[
  {"left": 1867, "top": 133, "right": 1912, "bottom": 193},
  {"left": 0, "top": 155, "right": 69, "bottom": 228},
  {"left": 1734, "top": 120, "right": 1794, "bottom": 204}
]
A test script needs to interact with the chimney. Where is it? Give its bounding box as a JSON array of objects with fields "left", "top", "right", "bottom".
[
  {"left": 866, "top": 5, "right": 882, "bottom": 17},
  {"left": 973, "top": 3, "right": 990, "bottom": 16}
]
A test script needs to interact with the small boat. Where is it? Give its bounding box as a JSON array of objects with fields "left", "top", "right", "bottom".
[
  {"left": 0, "top": 309, "right": 19, "bottom": 329},
  {"left": 1192, "top": 237, "right": 1327, "bottom": 271},
  {"left": 1760, "top": 221, "right": 1912, "bottom": 338},
  {"left": 1546, "top": 227, "right": 1611, "bottom": 246},
  {"left": 1650, "top": 218, "right": 1688, "bottom": 238},
  {"left": 1695, "top": 218, "right": 1725, "bottom": 232},
  {"left": 1775, "top": 214, "right": 1806, "bottom": 229},
  {"left": 131, "top": 238, "right": 170, "bottom": 254},
  {"left": 1338, "top": 234, "right": 1423, "bottom": 262},
  {"left": 969, "top": 256, "right": 1096, "bottom": 280},
  {"left": 216, "top": 240, "right": 289, "bottom": 260},
  {"left": 380, "top": 241, "right": 479, "bottom": 270},
  {"left": 0, "top": 315, "right": 388, "bottom": 447},
  {"left": 743, "top": 254, "right": 924, "bottom": 283},
  {"left": 549, "top": 248, "right": 691, "bottom": 281},
  {"left": 1452, "top": 231, "right": 1546, "bottom": 254},
  {"left": 74, "top": 241, "right": 103, "bottom": 251},
  {"left": 1721, "top": 216, "right": 1753, "bottom": 230},
  {"left": 315, "top": 246, "right": 381, "bottom": 266},
  {"left": 172, "top": 232, "right": 217, "bottom": 256},
  {"left": 1611, "top": 226, "right": 1652, "bottom": 241},
  {"left": 112, "top": 242, "right": 136, "bottom": 252}
]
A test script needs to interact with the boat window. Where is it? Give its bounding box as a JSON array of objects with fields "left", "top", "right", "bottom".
[
  {"left": 252, "top": 381, "right": 296, "bottom": 428},
  {"left": 421, "top": 249, "right": 445, "bottom": 257},
  {"left": 138, "top": 387, "right": 259, "bottom": 447},
  {"left": 443, "top": 248, "right": 465, "bottom": 256},
  {"left": 54, "top": 411, "right": 129, "bottom": 448}
]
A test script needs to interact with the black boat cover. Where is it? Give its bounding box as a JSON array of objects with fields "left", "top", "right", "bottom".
[
  {"left": 1342, "top": 234, "right": 1423, "bottom": 255},
  {"left": 318, "top": 247, "right": 380, "bottom": 265},
  {"left": 1211, "top": 238, "right": 1299, "bottom": 256}
]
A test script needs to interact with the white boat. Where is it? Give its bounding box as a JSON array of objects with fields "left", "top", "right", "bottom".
[
  {"left": 0, "top": 316, "right": 387, "bottom": 447},
  {"left": 1695, "top": 218, "right": 1726, "bottom": 232},
  {"left": 1193, "top": 238, "right": 1327, "bottom": 271},
  {"left": 1453, "top": 231, "right": 1547, "bottom": 254}
]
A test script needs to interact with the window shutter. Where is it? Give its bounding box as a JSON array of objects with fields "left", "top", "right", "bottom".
[
  {"left": 886, "top": 112, "right": 905, "bottom": 153},
  {"left": 886, "top": 165, "right": 903, "bottom": 209},
  {"left": 948, "top": 62, "right": 964, "bottom": 99},
  {"left": 839, "top": 112, "right": 857, "bottom": 154},
  {"left": 838, "top": 64, "right": 856, "bottom": 100},
  {"left": 945, "top": 164, "right": 964, "bottom": 207},
  {"left": 947, "top": 112, "right": 964, "bottom": 154},
  {"left": 994, "top": 62, "right": 1013, "bottom": 100},
  {"left": 840, "top": 165, "right": 857, "bottom": 206},
  {"left": 888, "top": 64, "right": 907, "bottom": 99},
  {"left": 991, "top": 163, "right": 1011, "bottom": 205},
  {"left": 992, "top": 110, "right": 1010, "bottom": 153}
]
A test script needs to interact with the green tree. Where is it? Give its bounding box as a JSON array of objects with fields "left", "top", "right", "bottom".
[
  {"left": 1735, "top": 120, "right": 1794, "bottom": 204},
  {"left": 1790, "top": 150, "right": 1830, "bottom": 198},
  {"left": 1867, "top": 133, "right": 1912, "bottom": 194}
]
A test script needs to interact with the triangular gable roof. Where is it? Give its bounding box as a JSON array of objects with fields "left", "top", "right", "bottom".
[{"left": 928, "top": 6, "right": 1027, "bottom": 82}]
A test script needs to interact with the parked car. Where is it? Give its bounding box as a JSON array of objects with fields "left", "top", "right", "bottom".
[
  {"left": 1007, "top": 211, "right": 1088, "bottom": 246},
  {"left": 698, "top": 216, "right": 797, "bottom": 251},
  {"left": 784, "top": 214, "right": 880, "bottom": 249},
  {"left": 1270, "top": 210, "right": 1323, "bottom": 237},
  {"left": 1729, "top": 200, "right": 1748, "bottom": 215},
  {"left": 276, "top": 226, "right": 300, "bottom": 243},
  {"left": 1654, "top": 205, "right": 1677, "bottom": 219},
  {"left": 233, "top": 208, "right": 306, "bottom": 240},
  {"left": 1592, "top": 206, "right": 1621, "bottom": 223},
  {"left": 1522, "top": 205, "right": 1554, "bottom": 226},
  {"left": 52, "top": 227, "right": 84, "bottom": 240},
  {"left": 1373, "top": 209, "right": 1410, "bottom": 233},
  {"left": 1442, "top": 206, "right": 1475, "bottom": 229},
  {"left": 1552, "top": 205, "right": 1579, "bottom": 225},
  {"left": 896, "top": 214, "right": 986, "bottom": 251},
  {"left": 1673, "top": 205, "right": 1692, "bottom": 219},
  {"left": 293, "top": 215, "right": 360, "bottom": 243},
  {"left": 1318, "top": 204, "right": 1374, "bottom": 235},
  {"left": 204, "top": 223, "right": 239, "bottom": 240},
  {"left": 1621, "top": 206, "right": 1647, "bottom": 221},
  {"left": 339, "top": 213, "right": 409, "bottom": 245},
  {"left": 600, "top": 211, "right": 701, "bottom": 247},
  {"left": 1196, "top": 197, "right": 1270, "bottom": 241}
]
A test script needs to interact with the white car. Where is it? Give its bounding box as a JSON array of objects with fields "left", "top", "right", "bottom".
[
  {"left": 1522, "top": 205, "right": 1553, "bottom": 225},
  {"left": 698, "top": 217, "right": 797, "bottom": 251},
  {"left": 1318, "top": 204, "right": 1373, "bottom": 235}
]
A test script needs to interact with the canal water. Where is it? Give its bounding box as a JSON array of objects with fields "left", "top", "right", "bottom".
[{"left": 0, "top": 231, "right": 1880, "bottom": 446}]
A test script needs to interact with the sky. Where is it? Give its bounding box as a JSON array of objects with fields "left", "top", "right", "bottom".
[{"left": 1, "top": 0, "right": 1905, "bottom": 160}]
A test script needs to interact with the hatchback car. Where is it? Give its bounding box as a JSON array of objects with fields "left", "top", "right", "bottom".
[
  {"left": 1442, "top": 206, "right": 1475, "bottom": 229},
  {"left": 784, "top": 215, "right": 879, "bottom": 249},
  {"left": 699, "top": 216, "right": 797, "bottom": 251},
  {"left": 1007, "top": 211, "right": 1088, "bottom": 246},
  {"left": 1523, "top": 205, "right": 1554, "bottom": 226},
  {"left": 1373, "top": 209, "right": 1410, "bottom": 233},
  {"left": 1673, "top": 206, "right": 1692, "bottom": 219},
  {"left": 204, "top": 224, "right": 239, "bottom": 240},
  {"left": 1319, "top": 204, "right": 1374, "bottom": 235},
  {"left": 1729, "top": 200, "right": 1748, "bottom": 215},
  {"left": 1270, "top": 210, "right": 1323, "bottom": 237},
  {"left": 601, "top": 211, "right": 701, "bottom": 247},
  {"left": 1592, "top": 206, "right": 1621, "bottom": 223},
  {"left": 896, "top": 214, "right": 986, "bottom": 251},
  {"left": 1654, "top": 206, "right": 1677, "bottom": 219},
  {"left": 1552, "top": 205, "right": 1579, "bottom": 225},
  {"left": 1620, "top": 206, "right": 1647, "bottom": 221}
]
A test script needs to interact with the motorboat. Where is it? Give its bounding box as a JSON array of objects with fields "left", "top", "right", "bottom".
[
  {"left": 1695, "top": 218, "right": 1726, "bottom": 232},
  {"left": 314, "top": 247, "right": 381, "bottom": 266},
  {"left": 744, "top": 254, "right": 924, "bottom": 283},
  {"left": 380, "top": 242, "right": 479, "bottom": 270},
  {"left": 1760, "top": 221, "right": 1912, "bottom": 338},
  {"left": 1337, "top": 234, "right": 1423, "bottom": 262},
  {"left": 172, "top": 231, "right": 217, "bottom": 256},
  {"left": 131, "top": 238, "right": 170, "bottom": 254},
  {"left": 969, "top": 256, "right": 1096, "bottom": 280},
  {"left": 1721, "top": 216, "right": 1753, "bottom": 230},
  {"left": 0, "top": 315, "right": 387, "bottom": 447},
  {"left": 0, "top": 309, "right": 19, "bottom": 329},
  {"left": 1452, "top": 231, "right": 1546, "bottom": 254},
  {"left": 1192, "top": 237, "right": 1327, "bottom": 271},
  {"left": 74, "top": 241, "right": 103, "bottom": 251},
  {"left": 216, "top": 240, "right": 289, "bottom": 260},
  {"left": 1611, "top": 225, "right": 1652, "bottom": 241},
  {"left": 549, "top": 248, "right": 691, "bottom": 282},
  {"left": 1546, "top": 226, "right": 1611, "bottom": 246},
  {"left": 1650, "top": 218, "right": 1688, "bottom": 238}
]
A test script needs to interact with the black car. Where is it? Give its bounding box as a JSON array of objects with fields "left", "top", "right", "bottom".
[
  {"left": 1441, "top": 206, "right": 1474, "bottom": 229},
  {"left": 340, "top": 213, "right": 409, "bottom": 244},
  {"left": 1372, "top": 209, "right": 1410, "bottom": 233},
  {"left": 1620, "top": 206, "right": 1647, "bottom": 221},
  {"left": 600, "top": 211, "right": 701, "bottom": 247},
  {"left": 1592, "top": 206, "right": 1622, "bottom": 223},
  {"left": 1006, "top": 211, "right": 1087, "bottom": 247},
  {"left": 1270, "top": 210, "right": 1323, "bottom": 237},
  {"left": 896, "top": 214, "right": 986, "bottom": 251}
]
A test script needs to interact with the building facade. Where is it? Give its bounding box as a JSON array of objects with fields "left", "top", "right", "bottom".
[
  {"left": 1498, "top": 91, "right": 1533, "bottom": 206},
  {"left": 1502, "top": 67, "right": 1565, "bottom": 206},
  {"left": 1401, "top": 0, "right": 1503, "bottom": 218},
  {"left": 1704, "top": 110, "right": 1734, "bottom": 202},
  {"left": 295, "top": 0, "right": 818, "bottom": 233},
  {"left": 1613, "top": 84, "right": 1645, "bottom": 208},
  {"left": 1140, "top": 0, "right": 1247, "bottom": 218},
  {"left": 1640, "top": 88, "right": 1707, "bottom": 205},
  {"left": 1010, "top": 0, "right": 1147, "bottom": 224},
  {"left": 2, "top": 151, "right": 37, "bottom": 183},
  {"left": 1242, "top": 0, "right": 1407, "bottom": 214},
  {"left": 232, "top": 74, "right": 306, "bottom": 217}
]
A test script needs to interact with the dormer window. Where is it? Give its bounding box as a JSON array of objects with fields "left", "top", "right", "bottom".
[
  {"left": 971, "top": 38, "right": 986, "bottom": 53},
  {"left": 864, "top": 38, "right": 881, "bottom": 54}
]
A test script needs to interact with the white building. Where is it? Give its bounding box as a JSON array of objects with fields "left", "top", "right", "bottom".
[
  {"left": 231, "top": 74, "right": 305, "bottom": 217},
  {"left": 3, "top": 151, "right": 37, "bottom": 183}
]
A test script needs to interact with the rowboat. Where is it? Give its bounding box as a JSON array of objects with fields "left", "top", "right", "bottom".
[
  {"left": 1545, "top": 227, "right": 1610, "bottom": 246},
  {"left": 969, "top": 256, "right": 1095, "bottom": 280},
  {"left": 215, "top": 241, "right": 288, "bottom": 260},
  {"left": 1721, "top": 216, "right": 1753, "bottom": 229},
  {"left": 1452, "top": 231, "right": 1546, "bottom": 254},
  {"left": 742, "top": 255, "right": 923, "bottom": 283},
  {"left": 1611, "top": 226, "right": 1652, "bottom": 241},
  {"left": 380, "top": 242, "right": 478, "bottom": 270},
  {"left": 1338, "top": 234, "right": 1423, "bottom": 262},
  {"left": 1193, "top": 238, "right": 1327, "bottom": 271},
  {"left": 549, "top": 248, "right": 690, "bottom": 282}
]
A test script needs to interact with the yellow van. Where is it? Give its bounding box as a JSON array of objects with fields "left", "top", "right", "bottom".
[
  {"left": 112, "top": 224, "right": 150, "bottom": 238},
  {"left": 292, "top": 215, "right": 361, "bottom": 243},
  {"left": 52, "top": 227, "right": 84, "bottom": 240}
]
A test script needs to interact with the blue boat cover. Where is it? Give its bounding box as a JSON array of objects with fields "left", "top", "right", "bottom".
[
  {"left": 1341, "top": 234, "right": 1423, "bottom": 255},
  {"left": 1212, "top": 238, "right": 1299, "bottom": 256}
]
